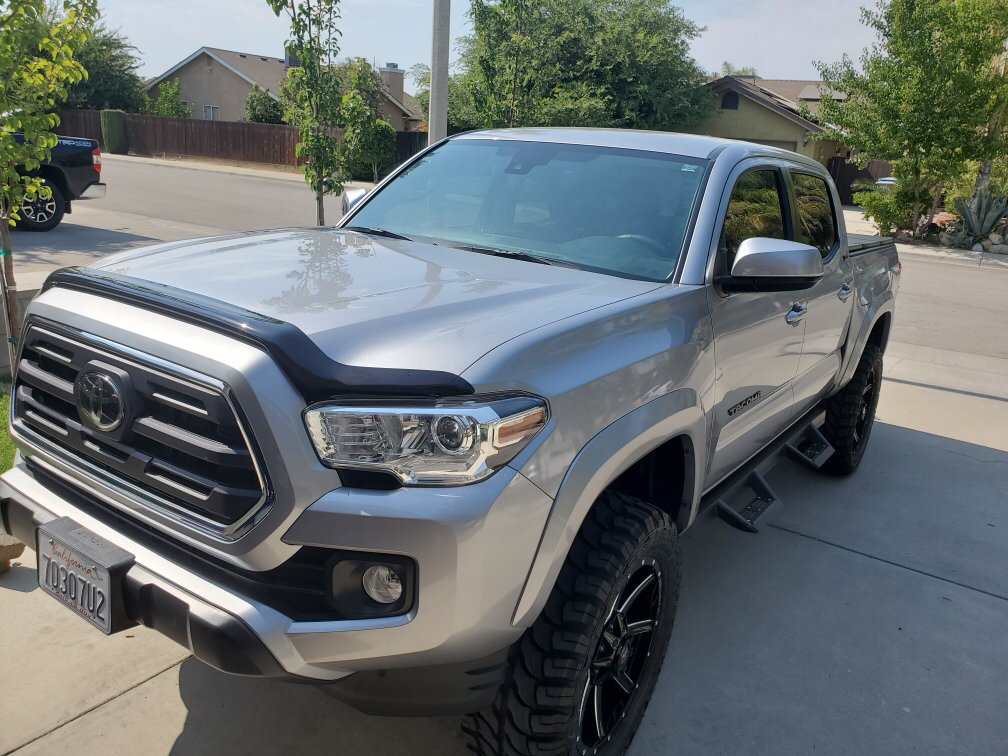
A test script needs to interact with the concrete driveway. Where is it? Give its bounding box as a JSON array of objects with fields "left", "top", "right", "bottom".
[{"left": 2, "top": 164, "right": 1007, "bottom": 755}]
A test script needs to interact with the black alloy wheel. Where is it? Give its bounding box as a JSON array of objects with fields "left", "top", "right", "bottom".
[
  {"left": 577, "top": 558, "right": 662, "bottom": 752},
  {"left": 821, "top": 342, "right": 883, "bottom": 475},
  {"left": 463, "top": 491, "right": 680, "bottom": 756},
  {"left": 16, "top": 180, "right": 65, "bottom": 231}
]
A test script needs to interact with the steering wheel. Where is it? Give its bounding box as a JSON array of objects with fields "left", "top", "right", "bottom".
[{"left": 615, "top": 234, "right": 667, "bottom": 257}]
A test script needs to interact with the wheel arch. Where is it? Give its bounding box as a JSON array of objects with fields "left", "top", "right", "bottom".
[
  {"left": 35, "top": 165, "right": 70, "bottom": 204},
  {"left": 510, "top": 387, "right": 705, "bottom": 628},
  {"left": 832, "top": 290, "right": 895, "bottom": 395}
]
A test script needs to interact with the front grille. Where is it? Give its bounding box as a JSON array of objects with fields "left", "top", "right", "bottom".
[{"left": 13, "top": 322, "right": 267, "bottom": 529}]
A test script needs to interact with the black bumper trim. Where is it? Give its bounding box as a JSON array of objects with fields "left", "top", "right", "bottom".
[{"left": 1, "top": 477, "right": 290, "bottom": 679}]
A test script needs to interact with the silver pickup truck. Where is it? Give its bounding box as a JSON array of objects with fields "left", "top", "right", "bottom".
[{"left": 1, "top": 129, "right": 898, "bottom": 756}]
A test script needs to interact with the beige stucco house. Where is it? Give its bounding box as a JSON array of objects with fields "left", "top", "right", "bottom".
[
  {"left": 143, "top": 47, "right": 423, "bottom": 129},
  {"left": 690, "top": 76, "right": 846, "bottom": 167}
]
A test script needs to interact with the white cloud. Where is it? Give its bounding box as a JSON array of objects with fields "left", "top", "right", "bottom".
[{"left": 106, "top": 0, "right": 876, "bottom": 87}]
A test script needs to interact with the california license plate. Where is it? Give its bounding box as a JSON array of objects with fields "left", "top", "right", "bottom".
[{"left": 36, "top": 518, "right": 134, "bottom": 634}]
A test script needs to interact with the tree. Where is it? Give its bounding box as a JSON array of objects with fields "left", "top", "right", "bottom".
[
  {"left": 245, "top": 87, "right": 285, "bottom": 123},
  {"left": 451, "top": 0, "right": 715, "bottom": 131},
  {"left": 0, "top": 0, "right": 97, "bottom": 366},
  {"left": 269, "top": 0, "right": 346, "bottom": 226},
  {"left": 56, "top": 10, "right": 143, "bottom": 111},
  {"left": 345, "top": 116, "right": 395, "bottom": 182},
  {"left": 143, "top": 78, "right": 190, "bottom": 118},
  {"left": 720, "top": 62, "right": 758, "bottom": 77},
  {"left": 814, "top": 0, "right": 1008, "bottom": 237}
]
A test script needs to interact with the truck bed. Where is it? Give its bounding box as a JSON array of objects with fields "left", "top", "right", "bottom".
[{"left": 848, "top": 233, "right": 894, "bottom": 255}]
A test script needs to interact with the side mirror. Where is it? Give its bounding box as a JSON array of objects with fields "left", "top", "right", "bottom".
[
  {"left": 341, "top": 187, "right": 369, "bottom": 215},
  {"left": 715, "top": 237, "right": 824, "bottom": 293}
]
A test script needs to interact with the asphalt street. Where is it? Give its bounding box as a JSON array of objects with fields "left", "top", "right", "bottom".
[{"left": 2, "top": 155, "right": 1007, "bottom": 756}]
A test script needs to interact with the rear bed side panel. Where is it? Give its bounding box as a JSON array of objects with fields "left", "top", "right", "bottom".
[{"left": 830, "top": 240, "right": 900, "bottom": 395}]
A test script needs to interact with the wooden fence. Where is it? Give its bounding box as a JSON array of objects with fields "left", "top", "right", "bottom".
[
  {"left": 124, "top": 114, "right": 305, "bottom": 166},
  {"left": 827, "top": 157, "right": 893, "bottom": 205},
  {"left": 57, "top": 109, "right": 102, "bottom": 148},
  {"left": 56, "top": 109, "right": 428, "bottom": 172}
]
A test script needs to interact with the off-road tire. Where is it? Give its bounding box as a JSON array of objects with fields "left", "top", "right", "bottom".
[
  {"left": 16, "top": 179, "right": 65, "bottom": 232},
  {"left": 463, "top": 491, "right": 680, "bottom": 756},
  {"left": 821, "top": 342, "right": 883, "bottom": 475}
]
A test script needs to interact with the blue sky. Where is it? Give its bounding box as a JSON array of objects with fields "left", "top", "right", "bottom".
[{"left": 108, "top": 0, "right": 877, "bottom": 88}]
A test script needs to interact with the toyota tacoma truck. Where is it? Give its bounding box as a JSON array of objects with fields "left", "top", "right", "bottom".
[
  {"left": 14, "top": 134, "right": 105, "bottom": 231},
  {"left": 0, "top": 130, "right": 898, "bottom": 756}
]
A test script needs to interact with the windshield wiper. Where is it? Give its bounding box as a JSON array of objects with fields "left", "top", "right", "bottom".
[
  {"left": 454, "top": 244, "right": 580, "bottom": 269},
  {"left": 342, "top": 226, "right": 413, "bottom": 241}
]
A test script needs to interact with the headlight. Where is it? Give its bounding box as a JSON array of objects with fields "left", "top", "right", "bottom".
[{"left": 304, "top": 396, "right": 548, "bottom": 485}]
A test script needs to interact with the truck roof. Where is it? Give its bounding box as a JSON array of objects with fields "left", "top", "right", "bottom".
[{"left": 452, "top": 127, "right": 823, "bottom": 167}]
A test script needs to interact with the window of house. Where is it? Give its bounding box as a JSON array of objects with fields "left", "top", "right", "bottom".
[
  {"left": 791, "top": 173, "right": 838, "bottom": 258},
  {"left": 720, "top": 169, "right": 787, "bottom": 271},
  {"left": 203, "top": 105, "right": 220, "bottom": 121},
  {"left": 720, "top": 91, "right": 739, "bottom": 110}
]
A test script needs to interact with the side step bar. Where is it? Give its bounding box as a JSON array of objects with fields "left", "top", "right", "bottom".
[
  {"left": 699, "top": 404, "right": 832, "bottom": 533},
  {"left": 716, "top": 471, "right": 779, "bottom": 533}
]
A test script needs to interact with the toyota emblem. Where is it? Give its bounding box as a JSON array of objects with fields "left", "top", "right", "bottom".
[{"left": 75, "top": 371, "right": 125, "bottom": 432}]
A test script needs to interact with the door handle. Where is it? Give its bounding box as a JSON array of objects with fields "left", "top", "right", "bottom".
[
  {"left": 838, "top": 283, "right": 853, "bottom": 302},
  {"left": 786, "top": 304, "right": 807, "bottom": 327}
]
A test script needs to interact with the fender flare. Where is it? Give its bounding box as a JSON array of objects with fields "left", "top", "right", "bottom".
[
  {"left": 510, "top": 387, "right": 706, "bottom": 628},
  {"left": 832, "top": 290, "right": 895, "bottom": 395}
]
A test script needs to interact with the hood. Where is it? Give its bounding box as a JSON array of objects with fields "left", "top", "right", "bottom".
[{"left": 93, "top": 228, "right": 662, "bottom": 375}]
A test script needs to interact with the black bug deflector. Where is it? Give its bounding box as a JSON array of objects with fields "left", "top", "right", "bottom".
[{"left": 42, "top": 267, "right": 475, "bottom": 404}]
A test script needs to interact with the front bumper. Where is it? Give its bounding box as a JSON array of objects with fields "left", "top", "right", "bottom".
[{"left": 1, "top": 454, "right": 552, "bottom": 710}]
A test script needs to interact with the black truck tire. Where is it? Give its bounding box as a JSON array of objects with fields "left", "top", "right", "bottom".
[
  {"left": 17, "top": 179, "right": 65, "bottom": 231},
  {"left": 821, "top": 342, "right": 883, "bottom": 475},
  {"left": 463, "top": 491, "right": 680, "bottom": 756}
]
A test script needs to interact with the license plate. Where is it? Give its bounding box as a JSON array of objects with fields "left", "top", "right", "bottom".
[{"left": 36, "top": 518, "right": 134, "bottom": 635}]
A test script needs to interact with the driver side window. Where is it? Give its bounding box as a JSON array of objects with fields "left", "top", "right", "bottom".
[{"left": 721, "top": 169, "right": 788, "bottom": 272}]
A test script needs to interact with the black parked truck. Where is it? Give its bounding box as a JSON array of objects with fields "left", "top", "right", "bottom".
[{"left": 15, "top": 134, "right": 105, "bottom": 231}]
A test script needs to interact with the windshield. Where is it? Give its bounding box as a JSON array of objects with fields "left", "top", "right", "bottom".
[{"left": 347, "top": 139, "right": 708, "bottom": 281}]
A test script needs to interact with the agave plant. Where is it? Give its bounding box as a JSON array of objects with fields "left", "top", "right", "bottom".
[{"left": 954, "top": 190, "right": 1008, "bottom": 246}]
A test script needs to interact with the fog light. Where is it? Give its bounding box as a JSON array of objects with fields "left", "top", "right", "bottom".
[{"left": 362, "top": 565, "right": 403, "bottom": 604}]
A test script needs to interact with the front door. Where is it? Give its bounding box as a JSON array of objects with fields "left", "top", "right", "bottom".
[
  {"left": 705, "top": 165, "right": 805, "bottom": 489},
  {"left": 789, "top": 170, "right": 854, "bottom": 412}
]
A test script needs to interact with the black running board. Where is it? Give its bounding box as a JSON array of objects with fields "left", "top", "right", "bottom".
[{"left": 698, "top": 404, "right": 828, "bottom": 533}]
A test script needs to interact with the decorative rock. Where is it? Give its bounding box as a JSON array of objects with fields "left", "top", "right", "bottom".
[
  {"left": 938, "top": 232, "right": 954, "bottom": 247},
  {"left": 990, "top": 232, "right": 1004, "bottom": 245},
  {"left": 990, "top": 244, "right": 1008, "bottom": 255},
  {"left": 980, "top": 239, "right": 993, "bottom": 251},
  {"left": 0, "top": 532, "right": 26, "bottom": 575},
  {"left": 972, "top": 243, "right": 984, "bottom": 253}
]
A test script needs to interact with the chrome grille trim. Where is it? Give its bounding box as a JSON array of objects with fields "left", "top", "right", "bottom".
[{"left": 10, "top": 319, "right": 272, "bottom": 541}]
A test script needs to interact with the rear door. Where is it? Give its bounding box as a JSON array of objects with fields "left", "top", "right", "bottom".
[
  {"left": 786, "top": 168, "right": 853, "bottom": 414},
  {"left": 704, "top": 161, "right": 805, "bottom": 489}
]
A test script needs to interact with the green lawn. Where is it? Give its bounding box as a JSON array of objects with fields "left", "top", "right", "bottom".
[{"left": 0, "top": 382, "right": 15, "bottom": 473}]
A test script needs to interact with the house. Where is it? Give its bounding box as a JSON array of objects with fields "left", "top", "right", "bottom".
[
  {"left": 690, "top": 76, "right": 847, "bottom": 166},
  {"left": 142, "top": 47, "right": 423, "bottom": 129}
]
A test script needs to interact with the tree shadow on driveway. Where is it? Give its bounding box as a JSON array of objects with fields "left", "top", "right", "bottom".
[{"left": 169, "top": 657, "right": 469, "bottom": 756}]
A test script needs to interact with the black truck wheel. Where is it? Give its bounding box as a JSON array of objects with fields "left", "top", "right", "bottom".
[
  {"left": 17, "top": 180, "right": 65, "bottom": 231},
  {"left": 463, "top": 491, "right": 680, "bottom": 756},
  {"left": 821, "top": 342, "right": 883, "bottom": 475}
]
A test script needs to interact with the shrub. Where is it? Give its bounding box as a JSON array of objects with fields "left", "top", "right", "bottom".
[
  {"left": 343, "top": 119, "right": 396, "bottom": 182},
  {"left": 245, "top": 88, "right": 285, "bottom": 124},
  {"left": 852, "top": 178, "right": 916, "bottom": 237},
  {"left": 100, "top": 109, "right": 128, "bottom": 154}
]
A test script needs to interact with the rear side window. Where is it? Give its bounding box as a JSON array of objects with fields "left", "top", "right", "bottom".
[
  {"left": 721, "top": 169, "right": 787, "bottom": 270},
  {"left": 792, "top": 172, "right": 837, "bottom": 258}
]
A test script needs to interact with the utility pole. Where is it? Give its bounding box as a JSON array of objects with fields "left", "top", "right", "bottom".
[{"left": 429, "top": 0, "right": 450, "bottom": 143}]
